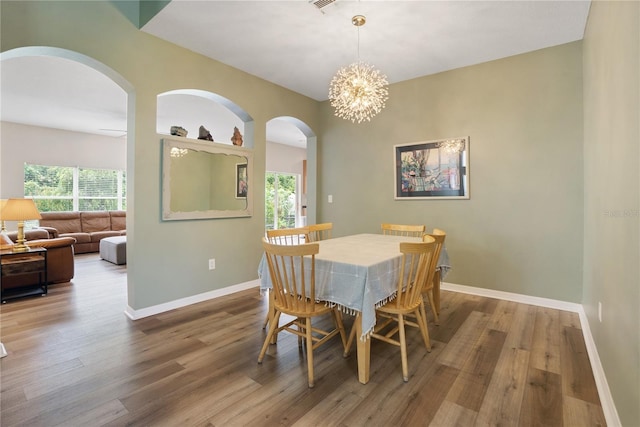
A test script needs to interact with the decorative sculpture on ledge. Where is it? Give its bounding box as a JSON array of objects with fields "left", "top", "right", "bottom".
[
  {"left": 198, "top": 125, "right": 213, "bottom": 141},
  {"left": 231, "top": 126, "right": 243, "bottom": 146},
  {"left": 170, "top": 126, "right": 187, "bottom": 137}
]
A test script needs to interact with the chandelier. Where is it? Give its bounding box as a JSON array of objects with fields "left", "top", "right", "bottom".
[
  {"left": 328, "top": 15, "right": 388, "bottom": 124},
  {"left": 438, "top": 138, "right": 466, "bottom": 154}
]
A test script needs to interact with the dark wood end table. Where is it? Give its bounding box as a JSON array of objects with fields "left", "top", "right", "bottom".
[{"left": 1, "top": 247, "right": 48, "bottom": 303}]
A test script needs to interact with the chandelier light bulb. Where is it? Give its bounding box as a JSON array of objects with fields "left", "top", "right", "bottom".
[{"left": 329, "top": 61, "right": 389, "bottom": 124}]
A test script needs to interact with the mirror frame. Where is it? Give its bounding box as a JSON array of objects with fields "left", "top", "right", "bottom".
[{"left": 162, "top": 137, "right": 253, "bottom": 220}]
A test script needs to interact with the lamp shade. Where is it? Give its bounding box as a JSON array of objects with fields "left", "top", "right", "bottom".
[{"left": 1, "top": 198, "right": 42, "bottom": 221}]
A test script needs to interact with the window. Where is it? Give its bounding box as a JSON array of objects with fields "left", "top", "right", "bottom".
[
  {"left": 24, "top": 164, "right": 126, "bottom": 212},
  {"left": 265, "top": 172, "right": 298, "bottom": 230}
]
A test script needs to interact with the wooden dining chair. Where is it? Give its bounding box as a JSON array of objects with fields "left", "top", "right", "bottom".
[
  {"left": 381, "top": 223, "right": 425, "bottom": 237},
  {"left": 307, "top": 222, "right": 333, "bottom": 242},
  {"left": 345, "top": 237, "right": 436, "bottom": 382},
  {"left": 266, "top": 226, "right": 310, "bottom": 245},
  {"left": 419, "top": 229, "right": 446, "bottom": 326},
  {"left": 262, "top": 226, "right": 311, "bottom": 330},
  {"left": 258, "top": 238, "right": 347, "bottom": 388}
]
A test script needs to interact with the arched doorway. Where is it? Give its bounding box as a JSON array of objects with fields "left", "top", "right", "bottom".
[
  {"left": 265, "top": 117, "right": 317, "bottom": 229},
  {"left": 0, "top": 46, "right": 134, "bottom": 303}
]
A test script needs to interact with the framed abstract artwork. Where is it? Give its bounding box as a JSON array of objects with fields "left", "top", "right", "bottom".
[{"left": 394, "top": 137, "right": 469, "bottom": 200}]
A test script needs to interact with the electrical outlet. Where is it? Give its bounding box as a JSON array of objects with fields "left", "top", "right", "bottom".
[
  {"left": 598, "top": 301, "right": 602, "bottom": 322},
  {"left": 209, "top": 258, "right": 216, "bottom": 270},
  {"left": 328, "top": 195, "right": 333, "bottom": 203}
]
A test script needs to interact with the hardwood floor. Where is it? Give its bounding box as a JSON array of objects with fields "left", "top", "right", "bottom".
[{"left": 1, "top": 254, "right": 606, "bottom": 426}]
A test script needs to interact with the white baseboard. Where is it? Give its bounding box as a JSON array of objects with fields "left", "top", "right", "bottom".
[
  {"left": 575, "top": 305, "right": 622, "bottom": 427},
  {"left": 441, "top": 282, "right": 583, "bottom": 312},
  {"left": 441, "top": 282, "right": 621, "bottom": 427},
  {"left": 123, "top": 279, "right": 260, "bottom": 320}
]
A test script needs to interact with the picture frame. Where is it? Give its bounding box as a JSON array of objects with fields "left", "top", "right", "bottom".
[
  {"left": 236, "top": 163, "right": 248, "bottom": 199},
  {"left": 394, "top": 137, "right": 469, "bottom": 200}
]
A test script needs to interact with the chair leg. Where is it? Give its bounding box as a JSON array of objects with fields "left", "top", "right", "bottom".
[
  {"left": 265, "top": 291, "right": 279, "bottom": 344},
  {"left": 419, "top": 300, "right": 429, "bottom": 331},
  {"left": 306, "top": 317, "right": 315, "bottom": 388},
  {"left": 263, "top": 289, "right": 274, "bottom": 329},
  {"left": 427, "top": 291, "right": 439, "bottom": 325},
  {"left": 343, "top": 314, "right": 359, "bottom": 357},
  {"left": 298, "top": 319, "right": 304, "bottom": 348},
  {"left": 332, "top": 309, "right": 348, "bottom": 351},
  {"left": 258, "top": 311, "right": 282, "bottom": 363},
  {"left": 433, "top": 270, "right": 441, "bottom": 314},
  {"left": 415, "top": 306, "right": 431, "bottom": 352},
  {"left": 398, "top": 314, "right": 409, "bottom": 382}
]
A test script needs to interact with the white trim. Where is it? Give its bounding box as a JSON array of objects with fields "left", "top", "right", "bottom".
[
  {"left": 575, "top": 305, "right": 622, "bottom": 427},
  {"left": 123, "top": 279, "right": 260, "bottom": 320},
  {"left": 441, "top": 282, "right": 582, "bottom": 312},
  {"left": 441, "top": 282, "right": 621, "bottom": 427}
]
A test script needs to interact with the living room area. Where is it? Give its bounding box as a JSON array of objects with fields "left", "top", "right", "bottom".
[{"left": 0, "top": 115, "right": 129, "bottom": 298}]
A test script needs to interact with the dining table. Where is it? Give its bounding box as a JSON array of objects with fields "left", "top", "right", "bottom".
[{"left": 258, "top": 233, "right": 450, "bottom": 384}]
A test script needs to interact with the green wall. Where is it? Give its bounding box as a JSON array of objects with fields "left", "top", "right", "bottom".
[
  {"left": 319, "top": 42, "right": 584, "bottom": 303},
  {"left": 583, "top": 1, "right": 640, "bottom": 425}
]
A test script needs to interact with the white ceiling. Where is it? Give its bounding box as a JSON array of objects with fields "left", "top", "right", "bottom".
[{"left": 0, "top": 0, "right": 590, "bottom": 147}]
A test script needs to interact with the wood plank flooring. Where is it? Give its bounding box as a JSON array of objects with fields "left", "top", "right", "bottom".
[{"left": 0, "top": 254, "right": 606, "bottom": 426}]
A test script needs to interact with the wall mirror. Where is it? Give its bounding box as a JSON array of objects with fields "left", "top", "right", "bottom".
[{"left": 162, "top": 137, "right": 253, "bottom": 220}]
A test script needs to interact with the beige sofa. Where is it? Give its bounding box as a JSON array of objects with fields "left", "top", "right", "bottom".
[{"left": 39, "top": 211, "right": 126, "bottom": 254}]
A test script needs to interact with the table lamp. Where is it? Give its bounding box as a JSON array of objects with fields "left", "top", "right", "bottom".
[
  {"left": 1, "top": 198, "right": 42, "bottom": 252},
  {"left": 0, "top": 199, "right": 7, "bottom": 232}
]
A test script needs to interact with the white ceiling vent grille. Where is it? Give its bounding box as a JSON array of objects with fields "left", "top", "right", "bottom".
[{"left": 311, "top": 0, "right": 338, "bottom": 13}]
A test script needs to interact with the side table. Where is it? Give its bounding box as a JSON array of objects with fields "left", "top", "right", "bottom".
[{"left": 1, "top": 247, "right": 48, "bottom": 303}]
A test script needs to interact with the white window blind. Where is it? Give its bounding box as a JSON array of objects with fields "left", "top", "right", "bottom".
[{"left": 24, "top": 164, "right": 126, "bottom": 212}]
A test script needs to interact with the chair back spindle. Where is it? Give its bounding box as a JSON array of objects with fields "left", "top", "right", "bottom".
[
  {"left": 262, "top": 238, "right": 318, "bottom": 313},
  {"left": 266, "top": 226, "right": 310, "bottom": 245},
  {"left": 381, "top": 223, "right": 425, "bottom": 237},
  {"left": 307, "top": 222, "right": 333, "bottom": 242}
]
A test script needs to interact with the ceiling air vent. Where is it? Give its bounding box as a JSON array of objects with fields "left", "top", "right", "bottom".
[{"left": 311, "top": 0, "right": 338, "bottom": 13}]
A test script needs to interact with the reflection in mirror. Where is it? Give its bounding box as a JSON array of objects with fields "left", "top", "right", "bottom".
[{"left": 162, "top": 138, "right": 253, "bottom": 220}]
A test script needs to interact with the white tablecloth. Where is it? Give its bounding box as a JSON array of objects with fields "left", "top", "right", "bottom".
[{"left": 258, "top": 233, "right": 450, "bottom": 338}]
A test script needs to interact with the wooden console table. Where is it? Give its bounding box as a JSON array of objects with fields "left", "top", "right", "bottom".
[{"left": 1, "top": 247, "right": 48, "bottom": 303}]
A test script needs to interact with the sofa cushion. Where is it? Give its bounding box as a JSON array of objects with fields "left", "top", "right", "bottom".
[
  {"left": 89, "top": 231, "right": 121, "bottom": 242},
  {"left": 110, "top": 211, "right": 126, "bottom": 231},
  {"left": 81, "top": 211, "right": 111, "bottom": 233},
  {"left": 61, "top": 232, "right": 92, "bottom": 244},
  {"left": 40, "top": 212, "right": 82, "bottom": 234},
  {"left": 5, "top": 228, "right": 50, "bottom": 242},
  {"left": 26, "top": 228, "right": 50, "bottom": 240}
]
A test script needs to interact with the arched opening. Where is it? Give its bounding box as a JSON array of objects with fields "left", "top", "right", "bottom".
[
  {"left": 265, "top": 117, "right": 317, "bottom": 229},
  {"left": 0, "top": 46, "right": 134, "bottom": 307},
  {"left": 156, "top": 89, "right": 254, "bottom": 148}
]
